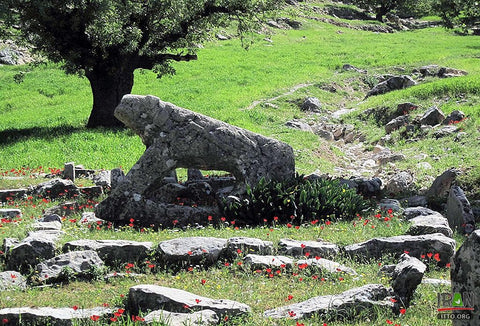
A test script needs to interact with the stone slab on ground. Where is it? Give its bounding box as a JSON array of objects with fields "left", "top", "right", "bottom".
[
  {"left": 33, "top": 250, "right": 104, "bottom": 284},
  {"left": 0, "top": 307, "right": 112, "bottom": 326},
  {"left": 225, "top": 237, "right": 273, "bottom": 258},
  {"left": 62, "top": 239, "right": 153, "bottom": 265},
  {"left": 263, "top": 284, "right": 393, "bottom": 320},
  {"left": 344, "top": 233, "right": 455, "bottom": 266},
  {"left": 296, "top": 258, "right": 357, "bottom": 276},
  {"left": 0, "top": 271, "right": 27, "bottom": 291},
  {"left": 0, "top": 208, "right": 22, "bottom": 218},
  {"left": 144, "top": 309, "right": 219, "bottom": 325},
  {"left": 0, "top": 189, "right": 28, "bottom": 203},
  {"left": 243, "top": 254, "right": 294, "bottom": 270},
  {"left": 391, "top": 254, "right": 427, "bottom": 306},
  {"left": 128, "top": 284, "right": 251, "bottom": 318},
  {"left": 157, "top": 237, "right": 228, "bottom": 268},
  {"left": 277, "top": 238, "right": 340, "bottom": 259},
  {"left": 407, "top": 214, "right": 453, "bottom": 237}
]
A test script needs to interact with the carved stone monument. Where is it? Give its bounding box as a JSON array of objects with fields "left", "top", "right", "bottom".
[{"left": 96, "top": 95, "right": 295, "bottom": 227}]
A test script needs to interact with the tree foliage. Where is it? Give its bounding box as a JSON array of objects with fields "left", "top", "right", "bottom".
[
  {"left": 1, "top": 0, "right": 278, "bottom": 127},
  {"left": 435, "top": 0, "right": 480, "bottom": 33},
  {"left": 355, "top": 0, "right": 435, "bottom": 21}
]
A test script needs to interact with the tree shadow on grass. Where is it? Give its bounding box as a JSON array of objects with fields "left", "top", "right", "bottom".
[{"left": 0, "top": 124, "right": 100, "bottom": 146}]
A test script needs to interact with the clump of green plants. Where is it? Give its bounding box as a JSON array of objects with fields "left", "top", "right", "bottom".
[{"left": 221, "top": 174, "right": 369, "bottom": 225}]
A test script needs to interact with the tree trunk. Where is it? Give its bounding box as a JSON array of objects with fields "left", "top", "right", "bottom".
[{"left": 86, "top": 65, "right": 135, "bottom": 128}]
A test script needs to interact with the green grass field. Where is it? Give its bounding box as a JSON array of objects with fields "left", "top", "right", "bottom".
[{"left": 1, "top": 1, "right": 479, "bottom": 325}]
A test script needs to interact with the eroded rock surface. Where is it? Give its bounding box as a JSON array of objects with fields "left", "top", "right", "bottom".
[{"left": 96, "top": 95, "right": 295, "bottom": 227}]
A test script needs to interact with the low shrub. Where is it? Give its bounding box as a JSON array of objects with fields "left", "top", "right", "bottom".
[{"left": 221, "top": 174, "right": 369, "bottom": 225}]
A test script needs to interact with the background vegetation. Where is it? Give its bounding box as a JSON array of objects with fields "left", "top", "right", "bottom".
[{"left": 1, "top": 0, "right": 479, "bottom": 325}]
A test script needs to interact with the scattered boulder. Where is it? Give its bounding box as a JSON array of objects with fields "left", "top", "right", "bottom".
[
  {"left": 128, "top": 284, "right": 251, "bottom": 318},
  {"left": 0, "top": 189, "right": 27, "bottom": 203},
  {"left": 420, "top": 106, "right": 445, "bottom": 126},
  {"left": 366, "top": 76, "right": 416, "bottom": 97},
  {"left": 95, "top": 95, "right": 295, "bottom": 226},
  {"left": 342, "top": 64, "right": 367, "bottom": 74},
  {"left": 157, "top": 237, "right": 228, "bottom": 269},
  {"left": 413, "top": 65, "right": 468, "bottom": 78},
  {"left": 451, "top": 230, "right": 480, "bottom": 325},
  {"left": 32, "top": 221, "right": 62, "bottom": 232},
  {"left": 243, "top": 254, "right": 294, "bottom": 270},
  {"left": 63, "top": 240, "right": 153, "bottom": 266},
  {"left": 344, "top": 233, "right": 455, "bottom": 266},
  {"left": 285, "top": 119, "right": 313, "bottom": 132},
  {"left": 0, "top": 307, "right": 112, "bottom": 326},
  {"left": 443, "top": 110, "right": 466, "bottom": 125},
  {"left": 0, "top": 209, "right": 22, "bottom": 218},
  {"left": 93, "top": 170, "right": 111, "bottom": 188},
  {"left": 426, "top": 168, "right": 460, "bottom": 205},
  {"left": 385, "top": 171, "right": 414, "bottom": 195},
  {"left": 385, "top": 115, "right": 409, "bottom": 134},
  {"left": 340, "top": 177, "right": 382, "bottom": 197},
  {"left": 373, "top": 151, "right": 406, "bottom": 165},
  {"left": 6, "top": 232, "right": 57, "bottom": 273},
  {"left": 144, "top": 309, "right": 219, "bottom": 325},
  {"left": 403, "top": 207, "right": 441, "bottom": 220},
  {"left": 434, "top": 125, "right": 459, "bottom": 138},
  {"left": 407, "top": 214, "right": 453, "bottom": 237},
  {"left": 379, "top": 199, "right": 403, "bottom": 213},
  {"left": 33, "top": 250, "right": 104, "bottom": 284},
  {"left": 277, "top": 238, "right": 340, "bottom": 259},
  {"left": 34, "top": 179, "right": 80, "bottom": 199},
  {"left": 301, "top": 97, "right": 322, "bottom": 112},
  {"left": 263, "top": 284, "right": 393, "bottom": 320},
  {"left": 225, "top": 237, "right": 273, "bottom": 259},
  {"left": 395, "top": 102, "right": 418, "bottom": 116},
  {"left": 40, "top": 214, "right": 63, "bottom": 223},
  {"left": 391, "top": 254, "right": 426, "bottom": 307},
  {"left": 446, "top": 186, "right": 476, "bottom": 234},
  {"left": 0, "top": 271, "right": 27, "bottom": 290}
]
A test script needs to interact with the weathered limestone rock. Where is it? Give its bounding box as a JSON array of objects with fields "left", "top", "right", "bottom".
[
  {"left": 63, "top": 162, "right": 75, "bottom": 181},
  {"left": 277, "top": 238, "right": 340, "bottom": 259},
  {"left": 391, "top": 254, "right": 427, "bottom": 307},
  {"left": 420, "top": 106, "right": 445, "bottom": 126},
  {"left": 434, "top": 125, "right": 459, "bottom": 138},
  {"left": 32, "top": 221, "right": 62, "bottom": 231},
  {"left": 33, "top": 250, "right": 104, "bottom": 284},
  {"left": 40, "top": 214, "right": 63, "bottom": 223},
  {"left": 225, "top": 237, "right": 273, "bottom": 258},
  {"left": 243, "top": 254, "right": 294, "bottom": 270},
  {"left": 366, "top": 76, "right": 416, "bottom": 97},
  {"left": 6, "top": 232, "right": 57, "bottom": 273},
  {"left": 446, "top": 186, "right": 476, "bottom": 234},
  {"left": 263, "top": 284, "right": 393, "bottom": 320},
  {"left": 344, "top": 233, "right": 455, "bottom": 266},
  {"left": 0, "top": 271, "right": 27, "bottom": 290},
  {"left": 0, "top": 307, "right": 112, "bottom": 326},
  {"left": 34, "top": 178, "right": 80, "bottom": 199},
  {"left": 385, "top": 115, "right": 409, "bottom": 134},
  {"left": 340, "top": 177, "right": 382, "bottom": 197},
  {"left": 443, "top": 110, "right": 465, "bottom": 125},
  {"left": 414, "top": 65, "right": 468, "bottom": 78},
  {"left": 157, "top": 237, "right": 228, "bottom": 269},
  {"left": 451, "top": 230, "right": 480, "bottom": 325},
  {"left": 144, "top": 309, "right": 219, "bottom": 325},
  {"left": 407, "top": 214, "right": 453, "bottom": 237},
  {"left": 426, "top": 168, "right": 460, "bottom": 205},
  {"left": 379, "top": 199, "right": 402, "bottom": 212},
  {"left": 403, "top": 207, "right": 441, "bottom": 220},
  {"left": 128, "top": 285, "right": 251, "bottom": 318},
  {"left": 0, "top": 208, "right": 22, "bottom": 218},
  {"left": 0, "top": 189, "right": 28, "bottom": 202},
  {"left": 301, "top": 97, "right": 322, "bottom": 112},
  {"left": 96, "top": 95, "right": 295, "bottom": 226},
  {"left": 93, "top": 170, "right": 111, "bottom": 188},
  {"left": 63, "top": 240, "right": 153, "bottom": 266},
  {"left": 385, "top": 171, "right": 414, "bottom": 195}
]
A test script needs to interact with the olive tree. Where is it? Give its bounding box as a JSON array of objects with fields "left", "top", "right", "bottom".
[
  {"left": 435, "top": 0, "right": 480, "bottom": 33},
  {"left": 2, "top": 0, "right": 277, "bottom": 127}
]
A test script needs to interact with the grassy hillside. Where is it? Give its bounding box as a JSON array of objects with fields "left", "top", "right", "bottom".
[{"left": 0, "top": 1, "right": 479, "bottom": 325}]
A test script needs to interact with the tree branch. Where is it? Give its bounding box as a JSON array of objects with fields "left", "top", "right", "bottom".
[{"left": 137, "top": 52, "right": 197, "bottom": 69}]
